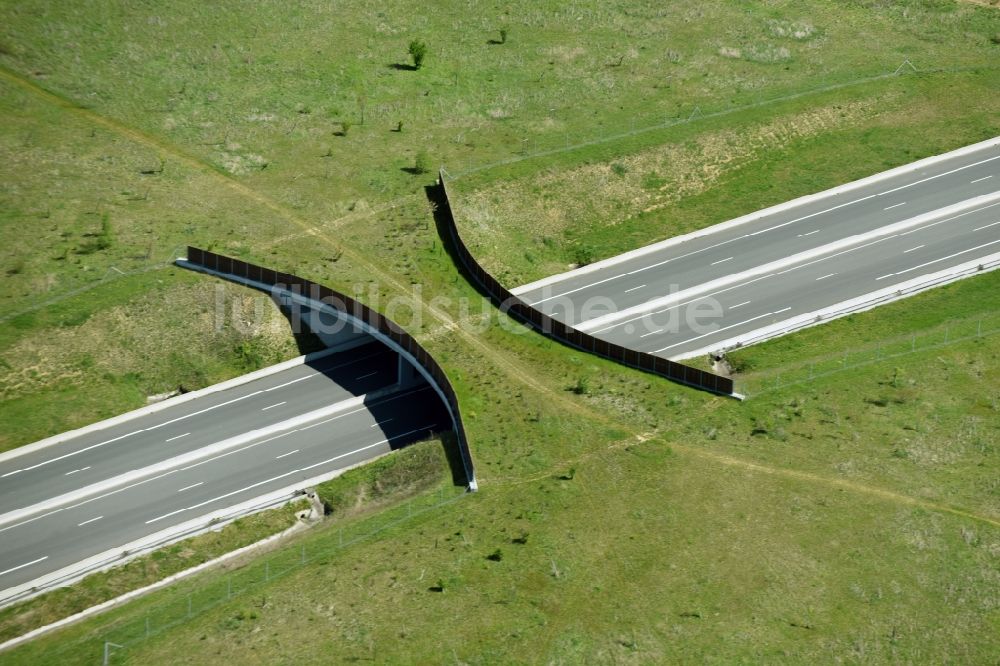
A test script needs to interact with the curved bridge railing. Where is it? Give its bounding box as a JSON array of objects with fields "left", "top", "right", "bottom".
[
  {"left": 182, "top": 247, "right": 477, "bottom": 490},
  {"left": 435, "top": 173, "right": 736, "bottom": 397}
]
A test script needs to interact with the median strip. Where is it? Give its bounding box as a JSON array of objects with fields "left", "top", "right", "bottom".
[
  {"left": 575, "top": 192, "right": 1000, "bottom": 334},
  {"left": 0, "top": 393, "right": 373, "bottom": 530},
  {"left": 511, "top": 137, "right": 1000, "bottom": 297}
]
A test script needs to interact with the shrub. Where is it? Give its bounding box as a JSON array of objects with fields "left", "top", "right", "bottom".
[
  {"left": 76, "top": 214, "right": 114, "bottom": 255},
  {"left": 413, "top": 150, "right": 431, "bottom": 174},
  {"left": 499, "top": 28, "right": 508, "bottom": 44},
  {"left": 408, "top": 40, "right": 427, "bottom": 69},
  {"left": 573, "top": 244, "right": 596, "bottom": 267}
]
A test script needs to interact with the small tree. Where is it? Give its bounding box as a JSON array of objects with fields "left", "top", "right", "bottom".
[
  {"left": 413, "top": 150, "right": 431, "bottom": 174},
  {"left": 96, "top": 214, "right": 114, "bottom": 250},
  {"left": 408, "top": 39, "right": 427, "bottom": 69},
  {"left": 499, "top": 27, "right": 508, "bottom": 44}
]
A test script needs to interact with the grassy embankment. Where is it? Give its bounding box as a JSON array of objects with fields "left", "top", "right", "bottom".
[
  {"left": 4, "top": 322, "right": 997, "bottom": 662},
  {"left": 1, "top": 0, "right": 997, "bottom": 447},
  {"left": 0, "top": 437, "right": 450, "bottom": 644},
  {"left": 0, "top": 0, "right": 997, "bottom": 661}
]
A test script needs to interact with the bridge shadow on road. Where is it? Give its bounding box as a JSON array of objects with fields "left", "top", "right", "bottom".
[{"left": 272, "top": 303, "right": 465, "bottom": 487}]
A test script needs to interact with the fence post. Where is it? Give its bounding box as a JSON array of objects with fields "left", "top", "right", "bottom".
[{"left": 103, "top": 642, "right": 124, "bottom": 666}]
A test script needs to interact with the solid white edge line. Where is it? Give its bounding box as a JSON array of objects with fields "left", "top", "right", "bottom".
[
  {"left": 0, "top": 444, "right": 438, "bottom": 639},
  {"left": 0, "top": 387, "right": 427, "bottom": 536},
  {"left": 0, "top": 520, "right": 310, "bottom": 648},
  {"left": 893, "top": 239, "right": 1000, "bottom": 277},
  {"left": 653, "top": 307, "right": 791, "bottom": 353},
  {"left": 182, "top": 425, "right": 433, "bottom": 515},
  {"left": 177, "top": 263, "right": 477, "bottom": 493},
  {"left": 10, "top": 431, "right": 142, "bottom": 476},
  {"left": 0, "top": 556, "right": 48, "bottom": 578},
  {"left": 510, "top": 137, "right": 1000, "bottom": 296},
  {"left": 574, "top": 192, "right": 1000, "bottom": 333},
  {"left": 671, "top": 253, "right": 1000, "bottom": 361},
  {"left": 0, "top": 394, "right": 371, "bottom": 530},
  {"left": 0, "top": 346, "right": 354, "bottom": 467}
]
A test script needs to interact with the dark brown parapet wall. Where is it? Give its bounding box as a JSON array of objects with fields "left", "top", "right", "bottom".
[
  {"left": 434, "top": 172, "right": 736, "bottom": 397},
  {"left": 183, "top": 246, "right": 478, "bottom": 490}
]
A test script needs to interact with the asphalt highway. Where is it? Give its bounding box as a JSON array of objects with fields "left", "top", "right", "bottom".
[
  {"left": 601, "top": 199, "right": 1000, "bottom": 357},
  {"left": 514, "top": 141, "right": 1000, "bottom": 359},
  {"left": 0, "top": 343, "right": 449, "bottom": 593},
  {"left": 0, "top": 341, "right": 398, "bottom": 515}
]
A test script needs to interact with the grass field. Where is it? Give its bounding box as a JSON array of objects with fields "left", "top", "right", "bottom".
[
  {"left": 448, "top": 69, "right": 1000, "bottom": 286},
  {"left": 4, "top": 324, "right": 998, "bottom": 662},
  {"left": 0, "top": 437, "right": 449, "bottom": 644},
  {"left": 0, "top": 500, "right": 305, "bottom": 645},
  {"left": 0, "top": 0, "right": 998, "bottom": 662}
]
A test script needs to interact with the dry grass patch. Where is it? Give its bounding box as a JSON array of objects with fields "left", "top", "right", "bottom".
[
  {"left": 0, "top": 281, "right": 298, "bottom": 402},
  {"left": 454, "top": 95, "right": 887, "bottom": 280}
]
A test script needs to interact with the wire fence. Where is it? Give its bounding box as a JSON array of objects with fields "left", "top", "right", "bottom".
[
  {"left": 736, "top": 311, "right": 1000, "bottom": 397},
  {"left": 27, "top": 484, "right": 468, "bottom": 666},
  {"left": 6, "top": 61, "right": 995, "bottom": 328},
  {"left": 442, "top": 60, "right": 998, "bottom": 180},
  {"left": 0, "top": 244, "right": 186, "bottom": 325}
]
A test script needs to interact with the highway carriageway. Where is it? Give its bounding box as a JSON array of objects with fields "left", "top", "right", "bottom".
[
  {"left": 513, "top": 140, "right": 999, "bottom": 359},
  {"left": 0, "top": 342, "right": 449, "bottom": 592}
]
